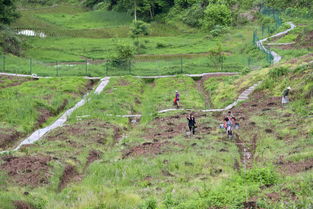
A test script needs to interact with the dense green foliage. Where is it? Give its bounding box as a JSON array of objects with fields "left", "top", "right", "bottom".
[{"left": 0, "top": 0, "right": 19, "bottom": 25}]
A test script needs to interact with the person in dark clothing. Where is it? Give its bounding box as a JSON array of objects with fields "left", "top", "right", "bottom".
[
  {"left": 282, "top": 86, "right": 291, "bottom": 106},
  {"left": 187, "top": 114, "right": 196, "bottom": 134}
]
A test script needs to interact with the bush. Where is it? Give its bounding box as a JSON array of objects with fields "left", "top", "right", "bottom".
[
  {"left": 285, "top": 7, "right": 313, "bottom": 18},
  {"left": 210, "top": 25, "right": 229, "bottom": 37},
  {"left": 244, "top": 167, "right": 279, "bottom": 186},
  {"left": 110, "top": 43, "right": 134, "bottom": 67},
  {"left": 0, "top": 25, "right": 23, "bottom": 55},
  {"left": 202, "top": 4, "right": 232, "bottom": 30},
  {"left": 268, "top": 67, "right": 289, "bottom": 79},
  {"left": 156, "top": 42, "right": 168, "bottom": 48},
  {"left": 182, "top": 4, "right": 204, "bottom": 27},
  {"left": 140, "top": 198, "right": 157, "bottom": 209}
]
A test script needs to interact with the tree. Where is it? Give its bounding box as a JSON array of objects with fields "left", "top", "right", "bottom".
[
  {"left": 202, "top": 3, "right": 232, "bottom": 30},
  {"left": 0, "top": 25, "right": 22, "bottom": 55},
  {"left": 208, "top": 42, "right": 225, "bottom": 70},
  {"left": 0, "top": 0, "right": 20, "bottom": 25},
  {"left": 110, "top": 42, "right": 135, "bottom": 68},
  {"left": 130, "top": 20, "right": 149, "bottom": 40}
]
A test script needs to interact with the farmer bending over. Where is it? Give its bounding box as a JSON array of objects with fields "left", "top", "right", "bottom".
[{"left": 282, "top": 86, "right": 291, "bottom": 106}]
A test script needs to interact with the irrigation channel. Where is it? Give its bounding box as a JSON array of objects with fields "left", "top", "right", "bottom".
[{"left": 0, "top": 22, "right": 296, "bottom": 154}]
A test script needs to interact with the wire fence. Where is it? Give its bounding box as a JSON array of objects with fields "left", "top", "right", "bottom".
[
  {"left": 0, "top": 54, "right": 266, "bottom": 77},
  {"left": 2, "top": 6, "right": 285, "bottom": 77},
  {"left": 252, "top": 6, "right": 283, "bottom": 64}
]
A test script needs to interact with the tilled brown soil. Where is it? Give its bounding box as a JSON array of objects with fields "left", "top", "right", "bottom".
[
  {"left": 217, "top": 91, "right": 282, "bottom": 168},
  {"left": 0, "top": 155, "right": 51, "bottom": 187},
  {"left": 144, "top": 112, "right": 209, "bottom": 140},
  {"left": 58, "top": 165, "right": 81, "bottom": 191},
  {"left": 123, "top": 141, "right": 183, "bottom": 158},
  {"left": 0, "top": 129, "right": 22, "bottom": 150},
  {"left": 45, "top": 119, "right": 122, "bottom": 144},
  {"left": 278, "top": 159, "right": 313, "bottom": 175},
  {"left": 14, "top": 200, "right": 35, "bottom": 209}
]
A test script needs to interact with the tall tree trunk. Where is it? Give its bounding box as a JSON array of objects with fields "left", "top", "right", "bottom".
[
  {"left": 134, "top": 0, "right": 137, "bottom": 21},
  {"left": 149, "top": 4, "right": 153, "bottom": 19}
]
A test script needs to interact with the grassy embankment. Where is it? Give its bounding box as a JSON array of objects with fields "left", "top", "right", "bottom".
[
  {"left": 0, "top": 76, "right": 93, "bottom": 150},
  {"left": 0, "top": 59, "right": 313, "bottom": 208}
]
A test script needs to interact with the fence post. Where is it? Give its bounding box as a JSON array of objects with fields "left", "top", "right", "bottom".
[
  {"left": 261, "top": 25, "right": 264, "bottom": 37},
  {"left": 180, "top": 57, "right": 183, "bottom": 74},
  {"left": 128, "top": 60, "right": 131, "bottom": 75},
  {"left": 56, "top": 61, "right": 59, "bottom": 76},
  {"left": 253, "top": 31, "right": 257, "bottom": 44},
  {"left": 106, "top": 64, "right": 108, "bottom": 76},
  {"left": 2, "top": 55, "right": 5, "bottom": 72},
  {"left": 85, "top": 59, "right": 88, "bottom": 76},
  {"left": 29, "top": 58, "right": 32, "bottom": 75}
]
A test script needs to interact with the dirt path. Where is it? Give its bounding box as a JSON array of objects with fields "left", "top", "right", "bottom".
[{"left": 196, "top": 78, "right": 210, "bottom": 109}]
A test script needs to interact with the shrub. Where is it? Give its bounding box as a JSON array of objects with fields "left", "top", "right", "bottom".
[
  {"left": 268, "top": 67, "right": 289, "bottom": 79},
  {"left": 140, "top": 198, "right": 157, "bottom": 209},
  {"left": 182, "top": 4, "right": 204, "bottom": 27},
  {"left": 202, "top": 4, "right": 232, "bottom": 30},
  {"left": 0, "top": 25, "right": 23, "bottom": 55},
  {"left": 243, "top": 167, "right": 279, "bottom": 186},
  {"left": 110, "top": 43, "right": 134, "bottom": 67},
  {"left": 156, "top": 42, "right": 167, "bottom": 48},
  {"left": 210, "top": 25, "right": 229, "bottom": 37}
]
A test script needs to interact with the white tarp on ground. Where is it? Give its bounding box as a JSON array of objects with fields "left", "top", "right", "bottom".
[
  {"left": 17, "top": 30, "right": 47, "bottom": 38},
  {"left": 0, "top": 77, "right": 110, "bottom": 154}
]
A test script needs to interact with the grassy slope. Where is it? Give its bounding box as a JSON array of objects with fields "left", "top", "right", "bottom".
[
  {"left": 0, "top": 77, "right": 91, "bottom": 149},
  {"left": 141, "top": 76, "right": 205, "bottom": 122},
  {"left": 1, "top": 5, "right": 313, "bottom": 209},
  {"left": 69, "top": 76, "right": 144, "bottom": 127},
  {"left": 0, "top": 59, "right": 313, "bottom": 208}
]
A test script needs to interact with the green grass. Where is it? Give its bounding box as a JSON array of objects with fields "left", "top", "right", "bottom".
[
  {"left": 4, "top": 4, "right": 269, "bottom": 77},
  {"left": 36, "top": 10, "right": 132, "bottom": 29},
  {"left": 0, "top": 76, "right": 30, "bottom": 89},
  {"left": 1, "top": 4, "right": 313, "bottom": 209},
  {"left": 1, "top": 63, "right": 313, "bottom": 208},
  {"left": 203, "top": 76, "right": 239, "bottom": 108},
  {"left": 141, "top": 76, "right": 205, "bottom": 122},
  {"left": 0, "top": 77, "right": 90, "bottom": 143},
  {"left": 69, "top": 76, "right": 144, "bottom": 126}
]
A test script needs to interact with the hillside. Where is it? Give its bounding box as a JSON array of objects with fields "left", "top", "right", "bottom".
[{"left": 0, "top": 0, "right": 313, "bottom": 208}]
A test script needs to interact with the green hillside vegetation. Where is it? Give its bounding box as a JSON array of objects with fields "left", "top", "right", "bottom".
[
  {"left": 0, "top": 59, "right": 312, "bottom": 208},
  {"left": 0, "top": 0, "right": 313, "bottom": 208},
  {"left": 1, "top": 0, "right": 282, "bottom": 76},
  {"left": 0, "top": 76, "right": 93, "bottom": 150}
]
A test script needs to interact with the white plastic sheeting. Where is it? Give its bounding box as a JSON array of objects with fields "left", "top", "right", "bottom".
[
  {"left": 0, "top": 77, "right": 110, "bottom": 154},
  {"left": 17, "top": 30, "right": 47, "bottom": 38}
]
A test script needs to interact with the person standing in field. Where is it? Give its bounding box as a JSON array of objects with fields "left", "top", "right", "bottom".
[
  {"left": 174, "top": 90, "right": 180, "bottom": 108},
  {"left": 187, "top": 114, "right": 196, "bottom": 135},
  {"left": 282, "top": 86, "right": 291, "bottom": 106}
]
